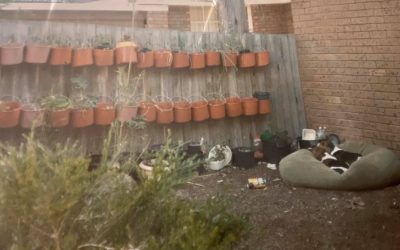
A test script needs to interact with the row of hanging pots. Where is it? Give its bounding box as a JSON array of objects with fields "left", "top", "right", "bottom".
[
  {"left": 0, "top": 43, "right": 270, "bottom": 68},
  {"left": 0, "top": 93, "right": 272, "bottom": 129}
]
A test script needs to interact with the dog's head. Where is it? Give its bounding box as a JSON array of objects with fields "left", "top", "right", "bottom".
[
  {"left": 309, "top": 146, "right": 327, "bottom": 161},
  {"left": 318, "top": 140, "right": 335, "bottom": 154}
]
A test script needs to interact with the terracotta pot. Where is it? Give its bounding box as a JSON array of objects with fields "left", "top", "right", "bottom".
[
  {"left": 172, "top": 52, "right": 190, "bottom": 69},
  {"left": 0, "top": 101, "right": 21, "bottom": 128},
  {"left": 222, "top": 51, "right": 238, "bottom": 67},
  {"left": 48, "top": 108, "right": 70, "bottom": 128},
  {"left": 95, "top": 103, "right": 115, "bottom": 125},
  {"left": 190, "top": 53, "right": 206, "bottom": 69},
  {"left": 71, "top": 108, "right": 94, "bottom": 128},
  {"left": 258, "top": 99, "right": 272, "bottom": 114},
  {"left": 206, "top": 51, "right": 221, "bottom": 67},
  {"left": 72, "top": 48, "right": 93, "bottom": 67},
  {"left": 225, "top": 97, "right": 242, "bottom": 117},
  {"left": 154, "top": 50, "right": 173, "bottom": 68},
  {"left": 94, "top": 49, "right": 114, "bottom": 66},
  {"left": 192, "top": 100, "right": 209, "bottom": 122},
  {"left": 156, "top": 101, "right": 174, "bottom": 124},
  {"left": 209, "top": 99, "right": 226, "bottom": 119},
  {"left": 239, "top": 52, "right": 256, "bottom": 68},
  {"left": 49, "top": 47, "right": 72, "bottom": 65},
  {"left": 20, "top": 105, "right": 45, "bottom": 129},
  {"left": 173, "top": 100, "right": 191, "bottom": 123},
  {"left": 242, "top": 97, "right": 258, "bottom": 116},
  {"left": 136, "top": 51, "right": 154, "bottom": 69},
  {"left": 138, "top": 101, "right": 156, "bottom": 122},
  {"left": 0, "top": 44, "right": 24, "bottom": 65},
  {"left": 115, "top": 46, "right": 137, "bottom": 65},
  {"left": 256, "top": 51, "right": 270, "bottom": 67},
  {"left": 116, "top": 104, "right": 138, "bottom": 122},
  {"left": 25, "top": 44, "right": 51, "bottom": 64}
]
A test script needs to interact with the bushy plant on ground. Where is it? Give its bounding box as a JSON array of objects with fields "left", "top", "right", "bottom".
[{"left": 0, "top": 126, "right": 248, "bottom": 249}]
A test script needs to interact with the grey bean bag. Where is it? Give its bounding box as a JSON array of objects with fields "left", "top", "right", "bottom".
[{"left": 279, "top": 141, "right": 400, "bottom": 190}]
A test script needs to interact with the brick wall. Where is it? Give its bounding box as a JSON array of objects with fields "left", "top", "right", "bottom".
[
  {"left": 291, "top": 0, "right": 400, "bottom": 153},
  {"left": 168, "top": 6, "right": 191, "bottom": 31},
  {"left": 251, "top": 4, "right": 294, "bottom": 34},
  {"left": 0, "top": 11, "right": 146, "bottom": 27},
  {"left": 146, "top": 11, "right": 168, "bottom": 29}
]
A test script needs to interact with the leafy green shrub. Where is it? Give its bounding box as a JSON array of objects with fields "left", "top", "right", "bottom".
[{"left": 0, "top": 127, "right": 248, "bottom": 250}]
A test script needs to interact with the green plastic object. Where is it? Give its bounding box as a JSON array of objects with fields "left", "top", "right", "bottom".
[
  {"left": 260, "top": 130, "right": 273, "bottom": 141},
  {"left": 253, "top": 91, "right": 270, "bottom": 100}
]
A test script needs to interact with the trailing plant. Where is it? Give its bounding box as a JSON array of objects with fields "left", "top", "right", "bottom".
[
  {"left": 93, "top": 34, "right": 113, "bottom": 49},
  {"left": 40, "top": 94, "right": 70, "bottom": 111},
  {"left": 210, "top": 144, "right": 227, "bottom": 162},
  {"left": 70, "top": 76, "right": 96, "bottom": 109},
  {"left": 116, "top": 68, "right": 144, "bottom": 106}
]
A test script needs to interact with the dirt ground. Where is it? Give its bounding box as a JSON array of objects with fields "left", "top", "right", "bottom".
[{"left": 185, "top": 164, "right": 400, "bottom": 250}]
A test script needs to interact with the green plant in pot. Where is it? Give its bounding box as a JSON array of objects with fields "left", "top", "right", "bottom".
[
  {"left": 261, "top": 130, "right": 292, "bottom": 164},
  {"left": 115, "top": 68, "right": 143, "bottom": 123},
  {"left": 70, "top": 76, "right": 96, "bottom": 128},
  {"left": 207, "top": 144, "right": 232, "bottom": 171},
  {"left": 40, "top": 94, "right": 71, "bottom": 128},
  {"left": 93, "top": 35, "right": 114, "bottom": 66}
]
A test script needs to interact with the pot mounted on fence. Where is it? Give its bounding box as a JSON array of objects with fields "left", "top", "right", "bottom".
[
  {"left": 253, "top": 91, "right": 271, "bottom": 114},
  {"left": 222, "top": 51, "right": 238, "bottom": 67},
  {"left": 48, "top": 108, "right": 71, "bottom": 128},
  {"left": 154, "top": 50, "right": 173, "bottom": 68},
  {"left": 256, "top": 51, "right": 270, "bottom": 67},
  {"left": 206, "top": 51, "right": 221, "bottom": 67},
  {"left": 0, "top": 100, "right": 21, "bottom": 128},
  {"left": 136, "top": 50, "right": 154, "bottom": 69},
  {"left": 173, "top": 98, "right": 191, "bottom": 123},
  {"left": 71, "top": 108, "right": 94, "bottom": 128},
  {"left": 242, "top": 97, "right": 258, "bottom": 116},
  {"left": 72, "top": 48, "right": 93, "bottom": 67},
  {"left": 225, "top": 97, "right": 242, "bottom": 117},
  {"left": 116, "top": 104, "right": 138, "bottom": 122},
  {"left": 138, "top": 101, "right": 157, "bottom": 122},
  {"left": 0, "top": 44, "right": 24, "bottom": 65},
  {"left": 95, "top": 102, "right": 115, "bottom": 125},
  {"left": 156, "top": 101, "right": 174, "bottom": 125},
  {"left": 49, "top": 47, "right": 72, "bottom": 65},
  {"left": 94, "top": 48, "right": 114, "bottom": 66},
  {"left": 25, "top": 44, "right": 51, "bottom": 64},
  {"left": 172, "top": 51, "right": 190, "bottom": 69},
  {"left": 190, "top": 53, "right": 206, "bottom": 69},
  {"left": 239, "top": 52, "right": 256, "bottom": 68},
  {"left": 20, "top": 105, "right": 45, "bottom": 129},
  {"left": 191, "top": 99, "right": 209, "bottom": 122},
  {"left": 208, "top": 99, "right": 226, "bottom": 119}
]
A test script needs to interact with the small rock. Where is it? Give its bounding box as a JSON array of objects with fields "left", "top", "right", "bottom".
[
  {"left": 217, "top": 179, "right": 224, "bottom": 183},
  {"left": 331, "top": 197, "right": 338, "bottom": 201},
  {"left": 327, "top": 220, "right": 332, "bottom": 224},
  {"left": 389, "top": 201, "right": 400, "bottom": 209},
  {"left": 272, "top": 178, "right": 281, "bottom": 182},
  {"left": 266, "top": 163, "right": 277, "bottom": 170},
  {"left": 346, "top": 197, "right": 365, "bottom": 210}
]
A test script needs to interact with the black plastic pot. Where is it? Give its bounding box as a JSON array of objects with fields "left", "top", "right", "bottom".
[
  {"left": 186, "top": 142, "right": 204, "bottom": 159},
  {"left": 253, "top": 91, "right": 270, "bottom": 100},
  {"left": 233, "top": 147, "right": 255, "bottom": 169},
  {"left": 262, "top": 139, "right": 292, "bottom": 164},
  {"left": 297, "top": 137, "right": 319, "bottom": 149}
]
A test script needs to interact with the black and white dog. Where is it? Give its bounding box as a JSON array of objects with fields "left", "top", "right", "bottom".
[{"left": 311, "top": 140, "right": 362, "bottom": 174}]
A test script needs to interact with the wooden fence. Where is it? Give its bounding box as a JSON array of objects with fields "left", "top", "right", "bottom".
[{"left": 0, "top": 19, "right": 306, "bottom": 153}]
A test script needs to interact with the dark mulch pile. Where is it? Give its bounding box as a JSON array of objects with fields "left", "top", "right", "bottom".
[{"left": 185, "top": 164, "right": 400, "bottom": 250}]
